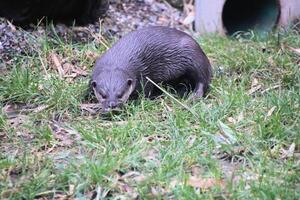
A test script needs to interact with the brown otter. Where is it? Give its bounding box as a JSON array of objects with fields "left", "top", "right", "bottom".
[{"left": 91, "top": 26, "right": 212, "bottom": 112}]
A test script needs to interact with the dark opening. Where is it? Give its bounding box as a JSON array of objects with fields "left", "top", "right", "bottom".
[{"left": 222, "top": 0, "right": 280, "bottom": 35}]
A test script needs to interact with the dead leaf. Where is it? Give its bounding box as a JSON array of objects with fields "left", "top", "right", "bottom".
[
  {"left": 261, "top": 84, "right": 281, "bottom": 94},
  {"left": 268, "top": 56, "right": 276, "bottom": 67},
  {"left": 72, "top": 66, "right": 88, "bottom": 76},
  {"left": 287, "top": 46, "right": 300, "bottom": 56},
  {"left": 85, "top": 51, "right": 99, "bottom": 60},
  {"left": 187, "top": 177, "right": 225, "bottom": 189},
  {"left": 247, "top": 85, "right": 262, "bottom": 95},
  {"left": 7, "top": 20, "right": 16, "bottom": 32},
  {"left": 280, "top": 143, "right": 296, "bottom": 159},
  {"left": 237, "top": 112, "right": 244, "bottom": 122},
  {"left": 266, "top": 106, "right": 276, "bottom": 118},
  {"left": 62, "top": 63, "right": 74, "bottom": 75},
  {"left": 68, "top": 184, "right": 75, "bottom": 195},
  {"left": 121, "top": 171, "right": 146, "bottom": 183},
  {"left": 80, "top": 103, "right": 101, "bottom": 114},
  {"left": 49, "top": 53, "right": 64, "bottom": 78},
  {"left": 142, "top": 148, "right": 160, "bottom": 166},
  {"left": 8, "top": 115, "right": 29, "bottom": 128},
  {"left": 150, "top": 186, "right": 168, "bottom": 197},
  {"left": 50, "top": 123, "right": 81, "bottom": 147},
  {"left": 187, "top": 135, "right": 197, "bottom": 146},
  {"left": 251, "top": 78, "right": 259, "bottom": 88},
  {"left": 227, "top": 117, "right": 236, "bottom": 124},
  {"left": 190, "top": 165, "right": 203, "bottom": 177},
  {"left": 145, "top": 134, "right": 170, "bottom": 143},
  {"left": 182, "top": 12, "right": 195, "bottom": 25}
]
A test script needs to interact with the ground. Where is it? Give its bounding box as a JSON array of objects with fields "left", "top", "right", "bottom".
[{"left": 0, "top": 19, "right": 300, "bottom": 200}]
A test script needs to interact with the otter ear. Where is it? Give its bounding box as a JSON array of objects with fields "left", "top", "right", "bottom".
[
  {"left": 127, "top": 79, "right": 133, "bottom": 86},
  {"left": 91, "top": 81, "right": 97, "bottom": 88}
]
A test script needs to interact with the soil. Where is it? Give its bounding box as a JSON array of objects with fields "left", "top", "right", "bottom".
[{"left": 0, "top": 0, "right": 194, "bottom": 64}]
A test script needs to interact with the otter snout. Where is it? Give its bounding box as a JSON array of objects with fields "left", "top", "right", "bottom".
[
  {"left": 102, "top": 100, "right": 120, "bottom": 113},
  {"left": 108, "top": 101, "right": 117, "bottom": 109}
]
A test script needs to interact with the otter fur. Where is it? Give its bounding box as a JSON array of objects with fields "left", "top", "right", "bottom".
[{"left": 91, "top": 26, "right": 212, "bottom": 112}]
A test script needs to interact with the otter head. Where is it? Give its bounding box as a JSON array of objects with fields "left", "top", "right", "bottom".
[{"left": 91, "top": 70, "right": 136, "bottom": 112}]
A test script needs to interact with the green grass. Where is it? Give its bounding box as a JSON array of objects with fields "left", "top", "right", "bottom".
[{"left": 0, "top": 28, "right": 299, "bottom": 199}]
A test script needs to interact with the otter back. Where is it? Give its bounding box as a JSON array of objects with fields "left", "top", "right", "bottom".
[{"left": 91, "top": 26, "right": 212, "bottom": 111}]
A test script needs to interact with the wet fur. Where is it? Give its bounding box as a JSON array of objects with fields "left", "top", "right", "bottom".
[{"left": 92, "top": 26, "right": 212, "bottom": 110}]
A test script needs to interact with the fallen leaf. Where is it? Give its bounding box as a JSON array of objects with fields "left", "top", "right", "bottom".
[
  {"left": 287, "top": 46, "right": 300, "bottom": 56},
  {"left": 50, "top": 123, "right": 81, "bottom": 147},
  {"left": 145, "top": 134, "right": 170, "bottom": 143},
  {"left": 247, "top": 84, "right": 262, "bottom": 95},
  {"left": 251, "top": 78, "right": 259, "bottom": 88},
  {"left": 266, "top": 106, "right": 276, "bottom": 118},
  {"left": 80, "top": 103, "right": 101, "bottom": 114},
  {"left": 121, "top": 171, "right": 146, "bottom": 183},
  {"left": 68, "top": 184, "right": 75, "bottom": 195},
  {"left": 187, "top": 177, "right": 225, "bottom": 189},
  {"left": 142, "top": 148, "right": 160, "bottom": 166},
  {"left": 237, "top": 112, "right": 244, "bottom": 122},
  {"left": 268, "top": 56, "right": 276, "bottom": 67},
  {"left": 187, "top": 135, "right": 197, "bottom": 146},
  {"left": 8, "top": 115, "right": 29, "bottom": 128},
  {"left": 182, "top": 12, "right": 195, "bottom": 25},
  {"left": 72, "top": 66, "right": 88, "bottom": 76},
  {"left": 247, "top": 78, "right": 262, "bottom": 95},
  {"left": 280, "top": 143, "right": 296, "bottom": 159},
  {"left": 62, "top": 63, "right": 74, "bottom": 75},
  {"left": 85, "top": 51, "right": 99, "bottom": 60},
  {"left": 227, "top": 117, "right": 236, "bottom": 124},
  {"left": 7, "top": 20, "right": 16, "bottom": 32},
  {"left": 190, "top": 165, "right": 203, "bottom": 177},
  {"left": 150, "top": 186, "right": 168, "bottom": 197},
  {"left": 49, "top": 53, "right": 64, "bottom": 78},
  {"left": 261, "top": 84, "right": 281, "bottom": 94}
]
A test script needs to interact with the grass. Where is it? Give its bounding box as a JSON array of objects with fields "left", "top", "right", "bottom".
[{"left": 0, "top": 26, "right": 299, "bottom": 199}]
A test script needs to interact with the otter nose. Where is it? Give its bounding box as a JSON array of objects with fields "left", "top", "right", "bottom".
[{"left": 108, "top": 101, "right": 117, "bottom": 109}]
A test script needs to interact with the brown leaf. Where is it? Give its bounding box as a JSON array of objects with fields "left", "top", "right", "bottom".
[
  {"left": 141, "top": 148, "right": 160, "bottom": 166},
  {"left": 187, "top": 177, "right": 225, "bottom": 189},
  {"left": 62, "top": 63, "right": 74, "bottom": 75},
  {"left": 8, "top": 115, "right": 29, "bottom": 129},
  {"left": 182, "top": 12, "right": 195, "bottom": 25},
  {"left": 247, "top": 85, "right": 262, "bottom": 95},
  {"left": 227, "top": 117, "right": 236, "bottom": 124},
  {"left": 85, "top": 51, "right": 99, "bottom": 60},
  {"left": 49, "top": 53, "right": 64, "bottom": 78},
  {"left": 190, "top": 165, "right": 203, "bottom": 177},
  {"left": 266, "top": 106, "right": 276, "bottom": 118},
  {"left": 268, "top": 56, "right": 276, "bottom": 67},
  {"left": 7, "top": 20, "right": 16, "bottom": 32},
  {"left": 50, "top": 123, "right": 81, "bottom": 147},
  {"left": 187, "top": 135, "right": 197, "bottom": 146},
  {"left": 72, "top": 66, "right": 88, "bottom": 76},
  {"left": 121, "top": 171, "right": 147, "bottom": 183},
  {"left": 280, "top": 143, "right": 296, "bottom": 159},
  {"left": 80, "top": 103, "right": 101, "bottom": 114},
  {"left": 261, "top": 84, "right": 281, "bottom": 94},
  {"left": 248, "top": 78, "right": 262, "bottom": 95},
  {"left": 287, "top": 46, "right": 300, "bottom": 56}
]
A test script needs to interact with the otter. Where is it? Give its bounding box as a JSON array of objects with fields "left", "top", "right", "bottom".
[{"left": 91, "top": 26, "right": 212, "bottom": 112}]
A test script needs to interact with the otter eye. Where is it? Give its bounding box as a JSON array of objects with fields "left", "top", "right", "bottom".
[
  {"left": 117, "top": 94, "right": 123, "bottom": 99},
  {"left": 91, "top": 81, "right": 97, "bottom": 88},
  {"left": 98, "top": 90, "right": 107, "bottom": 99},
  {"left": 101, "top": 94, "right": 107, "bottom": 99},
  {"left": 127, "top": 79, "right": 132, "bottom": 86}
]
